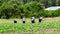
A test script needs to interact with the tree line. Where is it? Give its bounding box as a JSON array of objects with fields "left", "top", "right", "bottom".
[
  {"left": 0, "top": 0, "right": 60, "bottom": 19},
  {"left": 0, "top": 0, "right": 60, "bottom": 7}
]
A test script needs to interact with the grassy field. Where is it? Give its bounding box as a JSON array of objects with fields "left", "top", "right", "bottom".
[{"left": 0, "top": 17, "right": 60, "bottom": 34}]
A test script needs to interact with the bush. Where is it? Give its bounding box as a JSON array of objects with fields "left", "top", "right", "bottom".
[
  {"left": 43, "top": 9, "right": 60, "bottom": 17},
  {"left": 23, "top": 1, "right": 44, "bottom": 18}
]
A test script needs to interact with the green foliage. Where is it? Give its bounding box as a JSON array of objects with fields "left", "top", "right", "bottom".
[
  {"left": 0, "top": 1, "right": 44, "bottom": 18},
  {"left": 0, "top": 20, "right": 60, "bottom": 33},
  {"left": 55, "top": 9, "right": 60, "bottom": 16},
  {"left": 0, "top": 0, "right": 60, "bottom": 18},
  {"left": 23, "top": 1, "right": 44, "bottom": 17},
  {"left": 41, "top": 9, "right": 60, "bottom": 17},
  {"left": 0, "top": 1, "right": 23, "bottom": 19}
]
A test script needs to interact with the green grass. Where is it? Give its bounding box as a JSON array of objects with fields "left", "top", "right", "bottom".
[{"left": 0, "top": 20, "right": 60, "bottom": 34}]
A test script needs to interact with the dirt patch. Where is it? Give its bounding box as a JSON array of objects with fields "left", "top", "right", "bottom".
[
  {"left": 0, "top": 32, "right": 21, "bottom": 34},
  {"left": 38, "top": 28, "right": 56, "bottom": 34},
  {"left": 44, "top": 17, "right": 60, "bottom": 21},
  {"left": 0, "top": 32, "right": 33, "bottom": 34},
  {"left": 0, "top": 17, "right": 60, "bottom": 23},
  {"left": 46, "top": 28, "right": 56, "bottom": 34}
]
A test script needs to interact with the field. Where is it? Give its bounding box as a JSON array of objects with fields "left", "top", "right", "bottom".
[{"left": 0, "top": 17, "right": 60, "bottom": 34}]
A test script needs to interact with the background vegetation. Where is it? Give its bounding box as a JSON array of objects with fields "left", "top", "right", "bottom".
[{"left": 0, "top": 0, "right": 60, "bottom": 19}]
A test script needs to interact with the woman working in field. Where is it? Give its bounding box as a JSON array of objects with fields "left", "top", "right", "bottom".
[
  {"left": 31, "top": 16, "right": 35, "bottom": 23},
  {"left": 22, "top": 17, "right": 26, "bottom": 23}
]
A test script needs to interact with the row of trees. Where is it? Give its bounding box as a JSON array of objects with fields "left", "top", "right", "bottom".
[
  {"left": 0, "top": 0, "right": 60, "bottom": 8},
  {"left": 23, "top": 0, "right": 60, "bottom": 7},
  {"left": 0, "top": 0, "right": 60, "bottom": 19},
  {"left": 0, "top": 1, "right": 44, "bottom": 19}
]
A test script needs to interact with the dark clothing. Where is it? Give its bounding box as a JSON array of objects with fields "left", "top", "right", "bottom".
[
  {"left": 14, "top": 20, "right": 17, "bottom": 23},
  {"left": 23, "top": 21, "right": 25, "bottom": 23},
  {"left": 39, "top": 19, "right": 42, "bottom": 22},
  {"left": 31, "top": 20, "right": 35, "bottom": 23}
]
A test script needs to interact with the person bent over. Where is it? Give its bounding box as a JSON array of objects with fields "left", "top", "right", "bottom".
[
  {"left": 31, "top": 16, "right": 35, "bottom": 23},
  {"left": 22, "top": 17, "right": 26, "bottom": 23},
  {"left": 38, "top": 17, "right": 42, "bottom": 22},
  {"left": 14, "top": 20, "right": 17, "bottom": 23}
]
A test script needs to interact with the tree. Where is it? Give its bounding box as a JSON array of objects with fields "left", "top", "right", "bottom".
[{"left": 23, "top": 1, "right": 44, "bottom": 17}]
